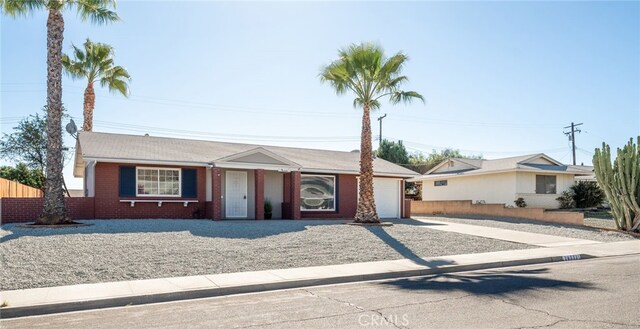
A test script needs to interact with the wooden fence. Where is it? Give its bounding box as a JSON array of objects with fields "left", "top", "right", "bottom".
[{"left": 0, "top": 178, "right": 43, "bottom": 198}]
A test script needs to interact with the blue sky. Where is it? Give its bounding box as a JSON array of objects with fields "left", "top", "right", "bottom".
[{"left": 2, "top": 1, "right": 639, "bottom": 189}]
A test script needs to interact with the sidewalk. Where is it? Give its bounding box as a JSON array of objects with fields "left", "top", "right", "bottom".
[{"left": 2, "top": 239, "right": 639, "bottom": 319}]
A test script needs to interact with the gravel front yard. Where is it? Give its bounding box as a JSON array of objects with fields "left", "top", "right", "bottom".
[
  {"left": 0, "top": 219, "right": 531, "bottom": 291},
  {"left": 421, "top": 215, "right": 636, "bottom": 242}
]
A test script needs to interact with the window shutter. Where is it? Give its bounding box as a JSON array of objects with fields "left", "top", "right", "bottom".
[
  {"left": 182, "top": 168, "right": 197, "bottom": 198},
  {"left": 119, "top": 166, "right": 136, "bottom": 197}
]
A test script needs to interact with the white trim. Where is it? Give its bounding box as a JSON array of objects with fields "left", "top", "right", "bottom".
[
  {"left": 519, "top": 154, "right": 563, "bottom": 166},
  {"left": 303, "top": 168, "right": 415, "bottom": 178},
  {"left": 135, "top": 167, "right": 182, "bottom": 197},
  {"left": 301, "top": 174, "right": 336, "bottom": 212},
  {"left": 85, "top": 161, "right": 97, "bottom": 197},
  {"left": 425, "top": 158, "right": 478, "bottom": 175},
  {"left": 215, "top": 147, "right": 301, "bottom": 167},
  {"left": 80, "top": 158, "right": 415, "bottom": 178},
  {"left": 213, "top": 161, "right": 300, "bottom": 171},
  {"left": 83, "top": 157, "right": 208, "bottom": 167},
  {"left": 120, "top": 200, "right": 198, "bottom": 207}
]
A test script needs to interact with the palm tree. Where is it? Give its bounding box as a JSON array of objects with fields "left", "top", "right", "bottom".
[
  {"left": 63, "top": 38, "right": 130, "bottom": 132},
  {"left": 320, "top": 42, "right": 423, "bottom": 223},
  {"left": 1, "top": 0, "right": 118, "bottom": 225}
]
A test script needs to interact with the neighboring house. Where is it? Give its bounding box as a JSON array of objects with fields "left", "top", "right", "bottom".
[
  {"left": 73, "top": 132, "right": 417, "bottom": 220},
  {"left": 409, "top": 154, "right": 593, "bottom": 209},
  {"left": 570, "top": 165, "right": 597, "bottom": 182}
]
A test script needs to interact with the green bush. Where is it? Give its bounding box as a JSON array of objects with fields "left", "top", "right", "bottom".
[
  {"left": 556, "top": 190, "right": 575, "bottom": 209},
  {"left": 570, "top": 181, "right": 605, "bottom": 208},
  {"left": 514, "top": 197, "right": 527, "bottom": 208}
]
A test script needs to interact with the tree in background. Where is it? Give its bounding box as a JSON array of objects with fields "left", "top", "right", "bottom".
[
  {"left": 593, "top": 137, "right": 640, "bottom": 232},
  {"left": 1, "top": 0, "right": 118, "bottom": 225},
  {"left": 321, "top": 42, "right": 423, "bottom": 223},
  {"left": 62, "top": 38, "right": 130, "bottom": 132},
  {"left": 1, "top": 107, "right": 70, "bottom": 172},
  {"left": 1, "top": 109, "right": 53, "bottom": 172},
  {"left": 376, "top": 139, "right": 409, "bottom": 166},
  {"left": 0, "top": 164, "right": 46, "bottom": 190}
]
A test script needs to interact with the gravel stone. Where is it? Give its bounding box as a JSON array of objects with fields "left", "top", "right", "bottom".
[
  {"left": 0, "top": 219, "right": 530, "bottom": 290},
  {"left": 421, "top": 215, "right": 636, "bottom": 242}
]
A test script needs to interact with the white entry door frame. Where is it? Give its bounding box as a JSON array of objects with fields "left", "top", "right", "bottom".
[{"left": 225, "top": 171, "right": 248, "bottom": 218}]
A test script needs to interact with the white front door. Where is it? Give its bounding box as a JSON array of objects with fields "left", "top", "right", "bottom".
[{"left": 225, "top": 171, "right": 247, "bottom": 218}]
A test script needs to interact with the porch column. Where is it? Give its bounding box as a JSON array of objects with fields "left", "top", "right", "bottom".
[
  {"left": 255, "top": 169, "right": 265, "bottom": 220},
  {"left": 291, "top": 171, "right": 301, "bottom": 219},
  {"left": 212, "top": 168, "right": 222, "bottom": 220}
]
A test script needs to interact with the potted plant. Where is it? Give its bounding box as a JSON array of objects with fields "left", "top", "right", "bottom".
[{"left": 264, "top": 199, "right": 273, "bottom": 219}]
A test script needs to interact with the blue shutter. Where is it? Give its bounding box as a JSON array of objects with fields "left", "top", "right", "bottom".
[
  {"left": 119, "top": 166, "right": 136, "bottom": 197},
  {"left": 182, "top": 168, "right": 197, "bottom": 198}
]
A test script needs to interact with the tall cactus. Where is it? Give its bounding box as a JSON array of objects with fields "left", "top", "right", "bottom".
[{"left": 593, "top": 137, "right": 640, "bottom": 232}]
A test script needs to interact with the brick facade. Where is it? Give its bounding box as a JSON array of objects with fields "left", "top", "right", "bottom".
[
  {"left": 211, "top": 168, "right": 222, "bottom": 220},
  {"left": 0, "top": 164, "right": 407, "bottom": 223},
  {"left": 254, "top": 169, "right": 265, "bottom": 220},
  {"left": 93, "top": 163, "right": 206, "bottom": 219},
  {"left": 0, "top": 197, "right": 95, "bottom": 223}
]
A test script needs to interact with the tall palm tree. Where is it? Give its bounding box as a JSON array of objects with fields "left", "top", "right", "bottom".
[
  {"left": 320, "top": 42, "right": 423, "bottom": 223},
  {"left": 63, "top": 38, "right": 130, "bottom": 132},
  {"left": 1, "top": 0, "right": 118, "bottom": 225}
]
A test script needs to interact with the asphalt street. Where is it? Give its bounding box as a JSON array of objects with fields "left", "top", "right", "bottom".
[{"left": 2, "top": 255, "right": 638, "bottom": 329}]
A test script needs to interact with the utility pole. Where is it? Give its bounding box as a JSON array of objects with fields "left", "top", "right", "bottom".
[
  {"left": 377, "top": 114, "right": 387, "bottom": 145},
  {"left": 563, "top": 122, "right": 583, "bottom": 165}
]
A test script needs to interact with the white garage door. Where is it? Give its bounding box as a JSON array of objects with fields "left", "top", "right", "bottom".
[{"left": 373, "top": 178, "right": 401, "bottom": 219}]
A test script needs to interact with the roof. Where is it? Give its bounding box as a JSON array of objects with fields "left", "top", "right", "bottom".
[
  {"left": 75, "top": 132, "right": 418, "bottom": 177},
  {"left": 410, "top": 153, "right": 593, "bottom": 181}
]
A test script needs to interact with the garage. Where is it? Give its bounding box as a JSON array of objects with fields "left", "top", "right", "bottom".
[{"left": 373, "top": 178, "right": 401, "bottom": 218}]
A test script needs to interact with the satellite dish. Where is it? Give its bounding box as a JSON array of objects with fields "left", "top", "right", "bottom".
[{"left": 66, "top": 119, "right": 78, "bottom": 137}]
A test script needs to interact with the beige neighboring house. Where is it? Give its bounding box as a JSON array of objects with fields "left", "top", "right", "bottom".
[{"left": 409, "top": 154, "right": 594, "bottom": 209}]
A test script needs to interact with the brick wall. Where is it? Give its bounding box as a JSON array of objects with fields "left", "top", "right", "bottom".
[
  {"left": 411, "top": 200, "right": 584, "bottom": 225},
  {"left": 93, "top": 163, "right": 207, "bottom": 219},
  {"left": 0, "top": 197, "right": 95, "bottom": 223},
  {"left": 255, "top": 169, "right": 265, "bottom": 220}
]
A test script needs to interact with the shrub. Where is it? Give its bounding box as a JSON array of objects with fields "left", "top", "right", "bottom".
[
  {"left": 514, "top": 197, "right": 527, "bottom": 208},
  {"left": 570, "top": 181, "right": 605, "bottom": 208},
  {"left": 556, "top": 190, "right": 575, "bottom": 209},
  {"left": 264, "top": 199, "right": 273, "bottom": 214}
]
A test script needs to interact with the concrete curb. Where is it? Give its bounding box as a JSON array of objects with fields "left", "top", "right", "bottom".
[{"left": 0, "top": 253, "right": 594, "bottom": 319}]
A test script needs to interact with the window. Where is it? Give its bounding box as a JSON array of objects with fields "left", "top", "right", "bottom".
[
  {"left": 137, "top": 168, "right": 181, "bottom": 196},
  {"left": 301, "top": 175, "right": 335, "bottom": 211},
  {"left": 434, "top": 180, "right": 448, "bottom": 187},
  {"left": 536, "top": 175, "right": 556, "bottom": 194}
]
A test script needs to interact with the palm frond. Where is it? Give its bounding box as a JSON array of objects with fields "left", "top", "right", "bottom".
[
  {"left": 320, "top": 42, "right": 423, "bottom": 110},
  {"left": 100, "top": 65, "right": 130, "bottom": 96},
  {"left": 389, "top": 90, "right": 424, "bottom": 105},
  {"left": 0, "top": 0, "right": 47, "bottom": 16},
  {"left": 73, "top": 0, "right": 119, "bottom": 24},
  {"left": 62, "top": 38, "right": 130, "bottom": 93}
]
